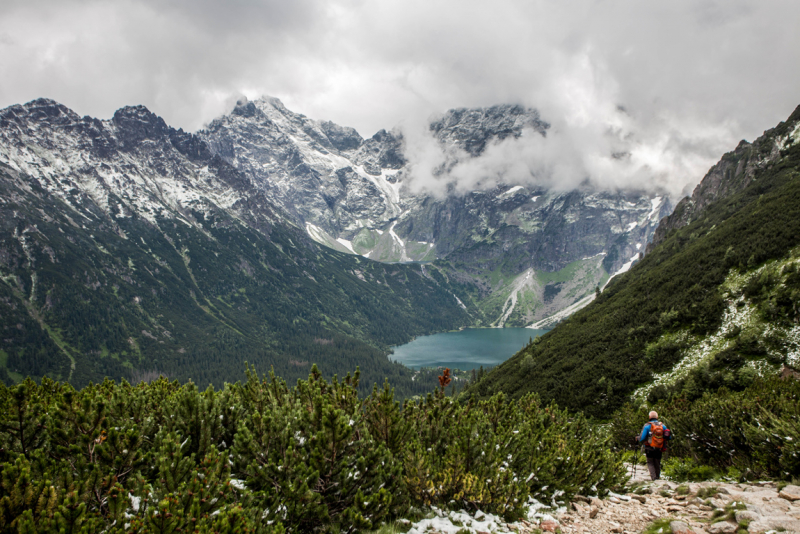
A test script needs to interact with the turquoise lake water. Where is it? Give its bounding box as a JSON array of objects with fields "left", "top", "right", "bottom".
[{"left": 390, "top": 328, "right": 549, "bottom": 371}]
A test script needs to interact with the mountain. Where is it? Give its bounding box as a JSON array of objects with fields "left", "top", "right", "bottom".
[
  {"left": 471, "top": 104, "right": 800, "bottom": 417},
  {"left": 648, "top": 116, "right": 797, "bottom": 251},
  {"left": 0, "top": 98, "right": 473, "bottom": 392},
  {"left": 199, "top": 98, "right": 672, "bottom": 327}
]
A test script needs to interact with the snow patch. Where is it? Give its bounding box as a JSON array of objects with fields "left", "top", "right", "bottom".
[
  {"left": 648, "top": 196, "right": 663, "bottom": 220},
  {"left": 528, "top": 292, "right": 595, "bottom": 329},
  {"left": 496, "top": 268, "right": 534, "bottom": 327},
  {"left": 388, "top": 221, "right": 405, "bottom": 248},
  {"left": 335, "top": 237, "right": 355, "bottom": 254},
  {"left": 497, "top": 185, "right": 524, "bottom": 200}
]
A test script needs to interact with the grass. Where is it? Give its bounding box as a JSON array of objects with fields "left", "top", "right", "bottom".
[
  {"left": 696, "top": 486, "right": 721, "bottom": 499},
  {"left": 642, "top": 518, "right": 673, "bottom": 534}
]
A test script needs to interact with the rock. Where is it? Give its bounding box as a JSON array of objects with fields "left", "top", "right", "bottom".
[
  {"left": 706, "top": 521, "right": 737, "bottom": 534},
  {"left": 779, "top": 486, "right": 800, "bottom": 502},
  {"left": 667, "top": 505, "right": 684, "bottom": 512},
  {"left": 474, "top": 510, "right": 485, "bottom": 520},
  {"left": 609, "top": 496, "right": 621, "bottom": 504},
  {"left": 591, "top": 498, "right": 603, "bottom": 508},
  {"left": 669, "top": 520, "right": 698, "bottom": 534},
  {"left": 628, "top": 494, "right": 647, "bottom": 503},
  {"left": 574, "top": 494, "right": 591, "bottom": 504},
  {"left": 735, "top": 510, "right": 760, "bottom": 522},
  {"left": 540, "top": 519, "right": 559, "bottom": 532},
  {"left": 571, "top": 502, "right": 584, "bottom": 512},
  {"left": 589, "top": 506, "right": 599, "bottom": 519}
]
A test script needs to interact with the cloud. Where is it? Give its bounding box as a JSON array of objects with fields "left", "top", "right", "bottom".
[{"left": 0, "top": 0, "right": 798, "bottom": 197}]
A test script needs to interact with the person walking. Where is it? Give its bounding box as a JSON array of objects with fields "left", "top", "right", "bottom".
[{"left": 639, "top": 410, "right": 671, "bottom": 480}]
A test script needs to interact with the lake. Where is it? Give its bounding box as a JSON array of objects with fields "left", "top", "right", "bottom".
[{"left": 390, "top": 328, "right": 549, "bottom": 371}]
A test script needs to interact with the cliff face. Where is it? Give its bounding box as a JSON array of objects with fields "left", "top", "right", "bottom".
[{"left": 648, "top": 105, "right": 800, "bottom": 253}]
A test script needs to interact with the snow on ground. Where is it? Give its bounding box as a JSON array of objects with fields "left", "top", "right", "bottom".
[
  {"left": 335, "top": 237, "right": 356, "bottom": 253},
  {"left": 305, "top": 222, "right": 329, "bottom": 244},
  {"left": 528, "top": 292, "right": 595, "bottom": 330},
  {"left": 647, "top": 196, "right": 663, "bottom": 220},
  {"left": 388, "top": 221, "right": 405, "bottom": 248},
  {"left": 633, "top": 299, "right": 757, "bottom": 402},
  {"left": 496, "top": 268, "right": 534, "bottom": 327},
  {"left": 626, "top": 221, "right": 638, "bottom": 232},
  {"left": 453, "top": 293, "right": 467, "bottom": 310},
  {"left": 404, "top": 502, "right": 562, "bottom": 534},
  {"left": 497, "top": 185, "right": 525, "bottom": 200},
  {"left": 605, "top": 253, "right": 640, "bottom": 286}
]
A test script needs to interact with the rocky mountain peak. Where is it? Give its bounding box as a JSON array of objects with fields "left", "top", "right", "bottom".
[
  {"left": 0, "top": 98, "right": 81, "bottom": 131},
  {"left": 112, "top": 105, "right": 172, "bottom": 148},
  {"left": 430, "top": 103, "right": 549, "bottom": 156}
]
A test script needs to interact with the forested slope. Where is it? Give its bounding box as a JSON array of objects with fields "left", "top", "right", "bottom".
[
  {"left": 471, "top": 105, "right": 800, "bottom": 418},
  {"left": 0, "top": 100, "right": 475, "bottom": 395}
]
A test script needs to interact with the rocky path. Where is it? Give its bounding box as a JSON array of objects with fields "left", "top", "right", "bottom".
[
  {"left": 402, "top": 476, "right": 800, "bottom": 534},
  {"left": 553, "top": 479, "right": 800, "bottom": 534}
]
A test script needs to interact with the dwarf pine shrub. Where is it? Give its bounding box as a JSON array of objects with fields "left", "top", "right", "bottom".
[
  {"left": 610, "top": 376, "right": 800, "bottom": 480},
  {"left": 0, "top": 366, "right": 625, "bottom": 532}
]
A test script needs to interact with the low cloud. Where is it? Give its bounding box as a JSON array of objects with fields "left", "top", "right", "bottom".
[
  {"left": 0, "top": 0, "right": 798, "bottom": 198},
  {"left": 401, "top": 51, "right": 738, "bottom": 199}
]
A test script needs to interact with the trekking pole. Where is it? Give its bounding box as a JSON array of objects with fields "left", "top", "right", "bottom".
[{"left": 632, "top": 437, "right": 639, "bottom": 481}]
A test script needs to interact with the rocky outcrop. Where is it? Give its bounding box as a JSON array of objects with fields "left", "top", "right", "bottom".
[
  {"left": 429, "top": 104, "right": 548, "bottom": 156},
  {"left": 648, "top": 104, "right": 800, "bottom": 253}
]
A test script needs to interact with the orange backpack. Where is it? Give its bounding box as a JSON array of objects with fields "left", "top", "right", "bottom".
[{"left": 647, "top": 422, "right": 666, "bottom": 450}]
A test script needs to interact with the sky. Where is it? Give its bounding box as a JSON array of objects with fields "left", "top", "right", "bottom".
[{"left": 1, "top": 0, "right": 799, "bottom": 198}]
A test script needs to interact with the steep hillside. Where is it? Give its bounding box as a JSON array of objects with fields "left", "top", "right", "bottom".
[
  {"left": 471, "top": 104, "right": 800, "bottom": 417},
  {"left": 0, "top": 99, "right": 473, "bottom": 393}
]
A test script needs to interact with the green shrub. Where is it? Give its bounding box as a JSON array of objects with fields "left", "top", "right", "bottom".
[
  {"left": 610, "top": 377, "right": 800, "bottom": 480},
  {"left": 662, "top": 457, "right": 718, "bottom": 482},
  {"left": 0, "top": 366, "right": 628, "bottom": 532}
]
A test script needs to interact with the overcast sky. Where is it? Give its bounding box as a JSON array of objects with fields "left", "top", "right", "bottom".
[{"left": 1, "top": 0, "right": 799, "bottom": 197}]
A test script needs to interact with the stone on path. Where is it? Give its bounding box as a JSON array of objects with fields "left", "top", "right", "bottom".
[
  {"left": 778, "top": 484, "right": 800, "bottom": 502},
  {"left": 540, "top": 519, "right": 559, "bottom": 532},
  {"left": 588, "top": 505, "right": 599, "bottom": 519},
  {"left": 669, "top": 520, "right": 699, "bottom": 534},
  {"left": 706, "top": 521, "right": 737, "bottom": 534}
]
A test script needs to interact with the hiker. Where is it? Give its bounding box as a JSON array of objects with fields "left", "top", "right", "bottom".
[{"left": 639, "top": 410, "right": 671, "bottom": 480}]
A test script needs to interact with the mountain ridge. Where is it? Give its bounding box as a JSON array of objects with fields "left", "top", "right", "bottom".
[{"left": 0, "top": 98, "right": 473, "bottom": 392}]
